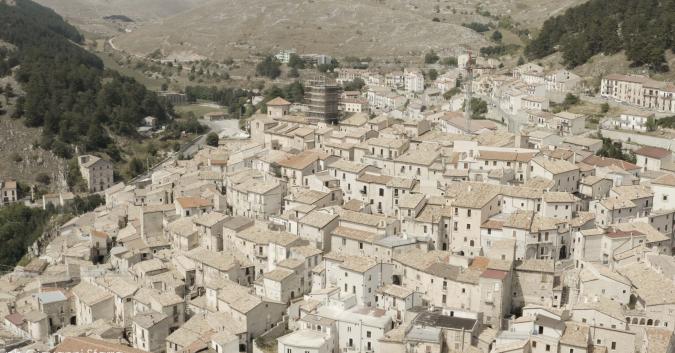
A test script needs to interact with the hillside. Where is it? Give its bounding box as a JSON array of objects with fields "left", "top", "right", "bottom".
[
  {"left": 31, "top": 0, "right": 213, "bottom": 36},
  {"left": 526, "top": 0, "right": 675, "bottom": 71},
  {"left": 108, "top": 0, "right": 585, "bottom": 60},
  {"left": 0, "top": 0, "right": 171, "bottom": 160}
]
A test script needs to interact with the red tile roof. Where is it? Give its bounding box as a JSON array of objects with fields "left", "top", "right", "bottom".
[
  {"left": 635, "top": 147, "right": 671, "bottom": 159},
  {"left": 176, "top": 197, "right": 212, "bottom": 209},
  {"left": 481, "top": 269, "right": 508, "bottom": 280},
  {"left": 4, "top": 313, "right": 24, "bottom": 326},
  {"left": 266, "top": 97, "right": 292, "bottom": 106},
  {"left": 581, "top": 155, "right": 639, "bottom": 171},
  {"left": 54, "top": 337, "right": 148, "bottom": 353}
]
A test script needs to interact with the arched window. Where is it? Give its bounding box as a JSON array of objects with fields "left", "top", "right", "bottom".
[
  {"left": 640, "top": 318, "right": 646, "bottom": 325},
  {"left": 632, "top": 318, "right": 638, "bottom": 324},
  {"left": 647, "top": 319, "right": 653, "bottom": 326}
]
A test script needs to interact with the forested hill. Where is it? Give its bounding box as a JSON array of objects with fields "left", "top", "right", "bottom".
[
  {"left": 525, "top": 0, "right": 675, "bottom": 71},
  {"left": 0, "top": 0, "right": 172, "bottom": 159}
]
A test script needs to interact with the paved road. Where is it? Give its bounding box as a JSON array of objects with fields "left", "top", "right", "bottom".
[{"left": 182, "top": 119, "right": 242, "bottom": 157}]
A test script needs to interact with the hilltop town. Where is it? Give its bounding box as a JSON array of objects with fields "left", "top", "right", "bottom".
[
  {"left": 2, "top": 0, "right": 675, "bottom": 351},
  {"left": 2, "top": 43, "right": 675, "bottom": 353}
]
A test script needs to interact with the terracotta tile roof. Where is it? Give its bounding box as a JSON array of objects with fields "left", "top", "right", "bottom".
[
  {"left": 581, "top": 155, "right": 639, "bottom": 171},
  {"left": 266, "top": 97, "right": 291, "bottom": 106},
  {"left": 277, "top": 150, "right": 321, "bottom": 170},
  {"left": 653, "top": 173, "right": 675, "bottom": 187},
  {"left": 176, "top": 197, "right": 212, "bottom": 209},
  {"left": 5, "top": 313, "right": 24, "bottom": 326},
  {"left": 476, "top": 150, "right": 537, "bottom": 162},
  {"left": 54, "top": 336, "right": 148, "bottom": 353},
  {"left": 635, "top": 146, "right": 671, "bottom": 159},
  {"left": 481, "top": 269, "right": 508, "bottom": 280}
]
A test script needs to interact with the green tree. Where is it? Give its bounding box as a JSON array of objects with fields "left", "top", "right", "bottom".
[
  {"left": 646, "top": 117, "right": 657, "bottom": 132},
  {"left": 343, "top": 78, "right": 365, "bottom": 91},
  {"left": 517, "top": 56, "right": 525, "bottom": 65},
  {"left": 600, "top": 103, "right": 610, "bottom": 114},
  {"left": 205, "top": 132, "right": 219, "bottom": 147},
  {"left": 317, "top": 58, "right": 339, "bottom": 73},
  {"left": 427, "top": 69, "right": 438, "bottom": 81},
  {"left": 443, "top": 87, "right": 461, "bottom": 100},
  {"left": 3, "top": 83, "right": 13, "bottom": 100},
  {"left": 284, "top": 81, "right": 305, "bottom": 102},
  {"left": 287, "top": 54, "right": 305, "bottom": 69},
  {"left": 35, "top": 173, "right": 50, "bottom": 185},
  {"left": 596, "top": 134, "right": 635, "bottom": 163},
  {"left": 255, "top": 55, "right": 281, "bottom": 79},
  {"left": 127, "top": 157, "right": 145, "bottom": 177},
  {"left": 424, "top": 51, "right": 440, "bottom": 64},
  {"left": 462, "top": 22, "right": 491, "bottom": 33},
  {"left": 491, "top": 30, "right": 503, "bottom": 43},
  {"left": 563, "top": 93, "right": 580, "bottom": 107},
  {"left": 463, "top": 97, "right": 488, "bottom": 119}
]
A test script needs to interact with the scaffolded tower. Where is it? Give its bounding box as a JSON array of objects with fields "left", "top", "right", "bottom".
[
  {"left": 305, "top": 77, "right": 341, "bottom": 124},
  {"left": 464, "top": 50, "right": 474, "bottom": 134}
]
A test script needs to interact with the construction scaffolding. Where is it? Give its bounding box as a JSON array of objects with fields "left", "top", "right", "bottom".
[{"left": 305, "top": 77, "right": 341, "bottom": 124}]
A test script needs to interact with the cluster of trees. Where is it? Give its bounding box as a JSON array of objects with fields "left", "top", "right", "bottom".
[
  {"left": 655, "top": 115, "right": 675, "bottom": 129},
  {"left": 550, "top": 94, "right": 581, "bottom": 113},
  {"left": 462, "top": 22, "right": 491, "bottom": 33},
  {"left": 342, "top": 56, "right": 372, "bottom": 69},
  {"left": 205, "top": 132, "right": 219, "bottom": 147},
  {"left": 480, "top": 44, "right": 521, "bottom": 58},
  {"left": 443, "top": 87, "right": 461, "bottom": 100},
  {"left": 440, "top": 57, "right": 458, "bottom": 67},
  {"left": 596, "top": 135, "right": 637, "bottom": 163},
  {"left": 0, "top": 47, "right": 19, "bottom": 77},
  {"left": 317, "top": 58, "right": 339, "bottom": 73},
  {"left": 263, "top": 81, "right": 305, "bottom": 104},
  {"left": 255, "top": 55, "right": 282, "bottom": 79},
  {"left": 0, "top": 204, "right": 51, "bottom": 267},
  {"left": 463, "top": 97, "right": 489, "bottom": 119},
  {"left": 424, "top": 51, "right": 440, "bottom": 64},
  {"left": 184, "top": 85, "right": 252, "bottom": 115},
  {"left": 0, "top": 0, "right": 172, "bottom": 159},
  {"left": 424, "top": 52, "right": 457, "bottom": 67},
  {"left": 0, "top": 193, "right": 104, "bottom": 267},
  {"left": 525, "top": 0, "right": 675, "bottom": 70},
  {"left": 343, "top": 78, "right": 365, "bottom": 92},
  {"left": 426, "top": 69, "right": 438, "bottom": 81}
]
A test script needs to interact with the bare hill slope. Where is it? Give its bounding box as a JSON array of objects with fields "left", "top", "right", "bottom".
[
  {"left": 33, "top": 0, "right": 213, "bottom": 35},
  {"left": 112, "top": 0, "right": 492, "bottom": 60}
]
